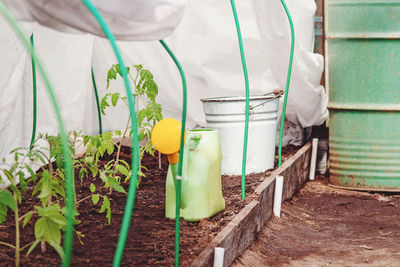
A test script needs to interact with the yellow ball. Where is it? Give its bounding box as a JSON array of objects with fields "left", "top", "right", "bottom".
[{"left": 151, "top": 118, "right": 183, "bottom": 154}]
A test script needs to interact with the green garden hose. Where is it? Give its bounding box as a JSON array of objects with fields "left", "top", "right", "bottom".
[
  {"left": 229, "top": 0, "right": 250, "bottom": 200},
  {"left": 29, "top": 34, "right": 37, "bottom": 150},
  {"left": 80, "top": 1, "right": 140, "bottom": 267},
  {"left": 0, "top": 3, "right": 75, "bottom": 266},
  {"left": 159, "top": 40, "right": 187, "bottom": 267},
  {"left": 91, "top": 67, "right": 103, "bottom": 134},
  {"left": 278, "top": 0, "right": 295, "bottom": 167}
]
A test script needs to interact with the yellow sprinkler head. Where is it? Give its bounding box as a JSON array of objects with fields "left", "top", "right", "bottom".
[{"left": 151, "top": 118, "right": 184, "bottom": 164}]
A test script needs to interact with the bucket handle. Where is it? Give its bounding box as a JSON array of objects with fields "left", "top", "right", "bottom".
[{"left": 249, "top": 89, "right": 283, "bottom": 111}]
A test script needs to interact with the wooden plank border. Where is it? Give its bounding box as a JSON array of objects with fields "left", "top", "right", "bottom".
[{"left": 191, "top": 142, "right": 312, "bottom": 266}]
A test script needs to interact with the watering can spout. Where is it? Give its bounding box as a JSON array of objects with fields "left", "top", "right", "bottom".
[{"left": 167, "top": 152, "right": 179, "bottom": 164}]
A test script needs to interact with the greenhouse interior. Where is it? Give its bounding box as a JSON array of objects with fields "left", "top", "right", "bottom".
[{"left": 0, "top": 0, "right": 399, "bottom": 266}]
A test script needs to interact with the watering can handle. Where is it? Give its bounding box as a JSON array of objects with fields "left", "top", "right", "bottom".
[{"left": 249, "top": 89, "right": 284, "bottom": 111}]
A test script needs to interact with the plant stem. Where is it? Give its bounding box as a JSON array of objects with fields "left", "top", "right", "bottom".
[
  {"left": 110, "top": 117, "right": 132, "bottom": 194},
  {"left": 76, "top": 195, "right": 93, "bottom": 205},
  {"left": 0, "top": 241, "right": 15, "bottom": 249},
  {"left": 77, "top": 194, "right": 104, "bottom": 205},
  {"left": 40, "top": 241, "right": 46, "bottom": 253},
  {"left": 19, "top": 241, "right": 34, "bottom": 252},
  {"left": 115, "top": 117, "right": 131, "bottom": 166},
  {"left": 18, "top": 211, "right": 37, "bottom": 222},
  {"left": 14, "top": 194, "right": 20, "bottom": 267}
]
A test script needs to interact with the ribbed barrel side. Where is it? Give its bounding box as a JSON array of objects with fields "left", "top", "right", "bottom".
[{"left": 327, "top": 0, "right": 400, "bottom": 191}]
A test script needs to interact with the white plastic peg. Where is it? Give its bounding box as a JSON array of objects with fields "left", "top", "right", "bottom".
[
  {"left": 213, "top": 247, "right": 225, "bottom": 267},
  {"left": 309, "top": 138, "right": 319, "bottom": 180},
  {"left": 273, "top": 175, "right": 284, "bottom": 217}
]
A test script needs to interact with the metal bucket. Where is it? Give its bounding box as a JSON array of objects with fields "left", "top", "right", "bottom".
[
  {"left": 327, "top": 0, "right": 400, "bottom": 191},
  {"left": 201, "top": 95, "right": 280, "bottom": 175}
]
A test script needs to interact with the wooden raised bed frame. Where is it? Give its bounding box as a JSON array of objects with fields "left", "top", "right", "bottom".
[{"left": 192, "top": 142, "right": 312, "bottom": 266}]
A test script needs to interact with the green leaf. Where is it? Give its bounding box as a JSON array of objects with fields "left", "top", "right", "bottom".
[
  {"left": 98, "top": 144, "right": 106, "bottom": 158},
  {"left": 18, "top": 171, "right": 27, "bottom": 192},
  {"left": 78, "top": 168, "right": 84, "bottom": 179},
  {"left": 116, "top": 165, "right": 129, "bottom": 177},
  {"left": 0, "top": 204, "right": 8, "bottom": 223},
  {"left": 102, "top": 131, "right": 113, "bottom": 141},
  {"left": 124, "top": 172, "right": 132, "bottom": 183},
  {"left": 119, "top": 159, "right": 130, "bottom": 169},
  {"left": 52, "top": 183, "right": 65, "bottom": 199},
  {"left": 25, "top": 165, "right": 36, "bottom": 183},
  {"left": 111, "top": 93, "right": 120, "bottom": 106},
  {"left": 34, "top": 217, "right": 62, "bottom": 244},
  {"left": 34, "top": 217, "right": 46, "bottom": 239},
  {"left": 55, "top": 153, "right": 63, "bottom": 169},
  {"left": 0, "top": 190, "right": 16, "bottom": 211},
  {"left": 134, "top": 64, "right": 143, "bottom": 72},
  {"left": 155, "top": 113, "right": 163, "bottom": 121},
  {"left": 106, "top": 177, "right": 126, "bottom": 194},
  {"left": 75, "top": 230, "right": 85, "bottom": 245},
  {"left": 91, "top": 194, "right": 99, "bottom": 205},
  {"left": 106, "top": 67, "right": 117, "bottom": 88},
  {"left": 138, "top": 109, "right": 146, "bottom": 124},
  {"left": 99, "top": 195, "right": 110, "bottom": 213},
  {"left": 138, "top": 130, "right": 146, "bottom": 141},
  {"left": 32, "top": 151, "right": 47, "bottom": 165},
  {"left": 89, "top": 183, "right": 96, "bottom": 193},
  {"left": 37, "top": 171, "right": 51, "bottom": 200},
  {"left": 105, "top": 141, "right": 114, "bottom": 155},
  {"left": 100, "top": 94, "right": 110, "bottom": 115},
  {"left": 3, "top": 169, "right": 14, "bottom": 184},
  {"left": 99, "top": 171, "right": 108, "bottom": 183},
  {"left": 22, "top": 211, "right": 34, "bottom": 228},
  {"left": 138, "top": 170, "right": 146, "bottom": 178},
  {"left": 48, "top": 213, "right": 66, "bottom": 227},
  {"left": 26, "top": 239, "right": 40, "bottom": 257},
  {"left": 48, "top": 240, "right": 65, "bottom": 260},
  {"left": 88, "top": 165, "right": 98, "bottom": 177},
  {"left": 106, "top": 206, "right": 111, "bottom": 224}
]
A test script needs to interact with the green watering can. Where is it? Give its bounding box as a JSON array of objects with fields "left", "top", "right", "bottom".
[{"left": 152, "top": 119, "right": 225, "bottom": 222}]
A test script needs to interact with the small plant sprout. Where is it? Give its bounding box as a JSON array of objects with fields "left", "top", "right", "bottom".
[
  {"left": 0, "top": 141, "right": 66, "bottom": 266},
  {"left": 101, "top": 64, "right": 163, "bottom": 185},
  {"left": 59, "top": 131, "right": 124, "bottom": 224}
]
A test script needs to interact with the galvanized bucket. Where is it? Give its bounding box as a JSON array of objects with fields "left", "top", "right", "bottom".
[
  {"left": 201, "top": 94, "right": 280, "bottom": 175},
  {"left": 327, "top": 0, "right": 400, "bottom": 191}
]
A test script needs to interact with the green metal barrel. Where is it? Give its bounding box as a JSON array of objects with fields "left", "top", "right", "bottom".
[{"left": 327, "top": 0, "right": 400, "bottom": 191}]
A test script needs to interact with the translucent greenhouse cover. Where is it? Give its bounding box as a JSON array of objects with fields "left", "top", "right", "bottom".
[
  {"left": 2, "top": 0, "right": 186, "bottom": 41},
  {"left": 0, "top": 0, "right": 327, "bottom": 163}
]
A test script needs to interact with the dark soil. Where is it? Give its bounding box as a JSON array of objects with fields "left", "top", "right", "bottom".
[
  {"left": 233, "top": 177, "right": 400, "bottom": 266},
  {"left": 0, "top": 145, "right": 298, "bottom": 266}
]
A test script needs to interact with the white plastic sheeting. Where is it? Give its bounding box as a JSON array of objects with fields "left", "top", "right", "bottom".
[
  {"left": 253, "top": 0, "right": 328, "bottom": 145},
  {"left": 3, "top": 0, "right": 186, "bottom": 41},
  {"left": 0, "top": 0, "right": 327, "bottom": 162}
]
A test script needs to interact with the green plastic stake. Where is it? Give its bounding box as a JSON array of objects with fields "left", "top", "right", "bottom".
[
  {"left": 29, "top": 34, "right": 37, "bottom": 150},
  {"left": 159, "top": 40, "right": 187, "bottom": 267},
  {"left": 278, "top": 0, "right": 295, "bottom": 167},
  {"left": 80, "top": 1, "right": 140, "bottom": 267},
  {"left": 229, "top": 0, "right": 250, "bottom": 199},
  {"left": 91, "top": 67, "right": 103, "bottom": 134}
]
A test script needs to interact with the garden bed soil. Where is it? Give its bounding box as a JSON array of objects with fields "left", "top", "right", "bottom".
[
  {"left": 233, "top": 177, "right": 400, "bottom": 266},
  {"left": 0, "top": 145, "right": 298, "bottom": 266}
]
